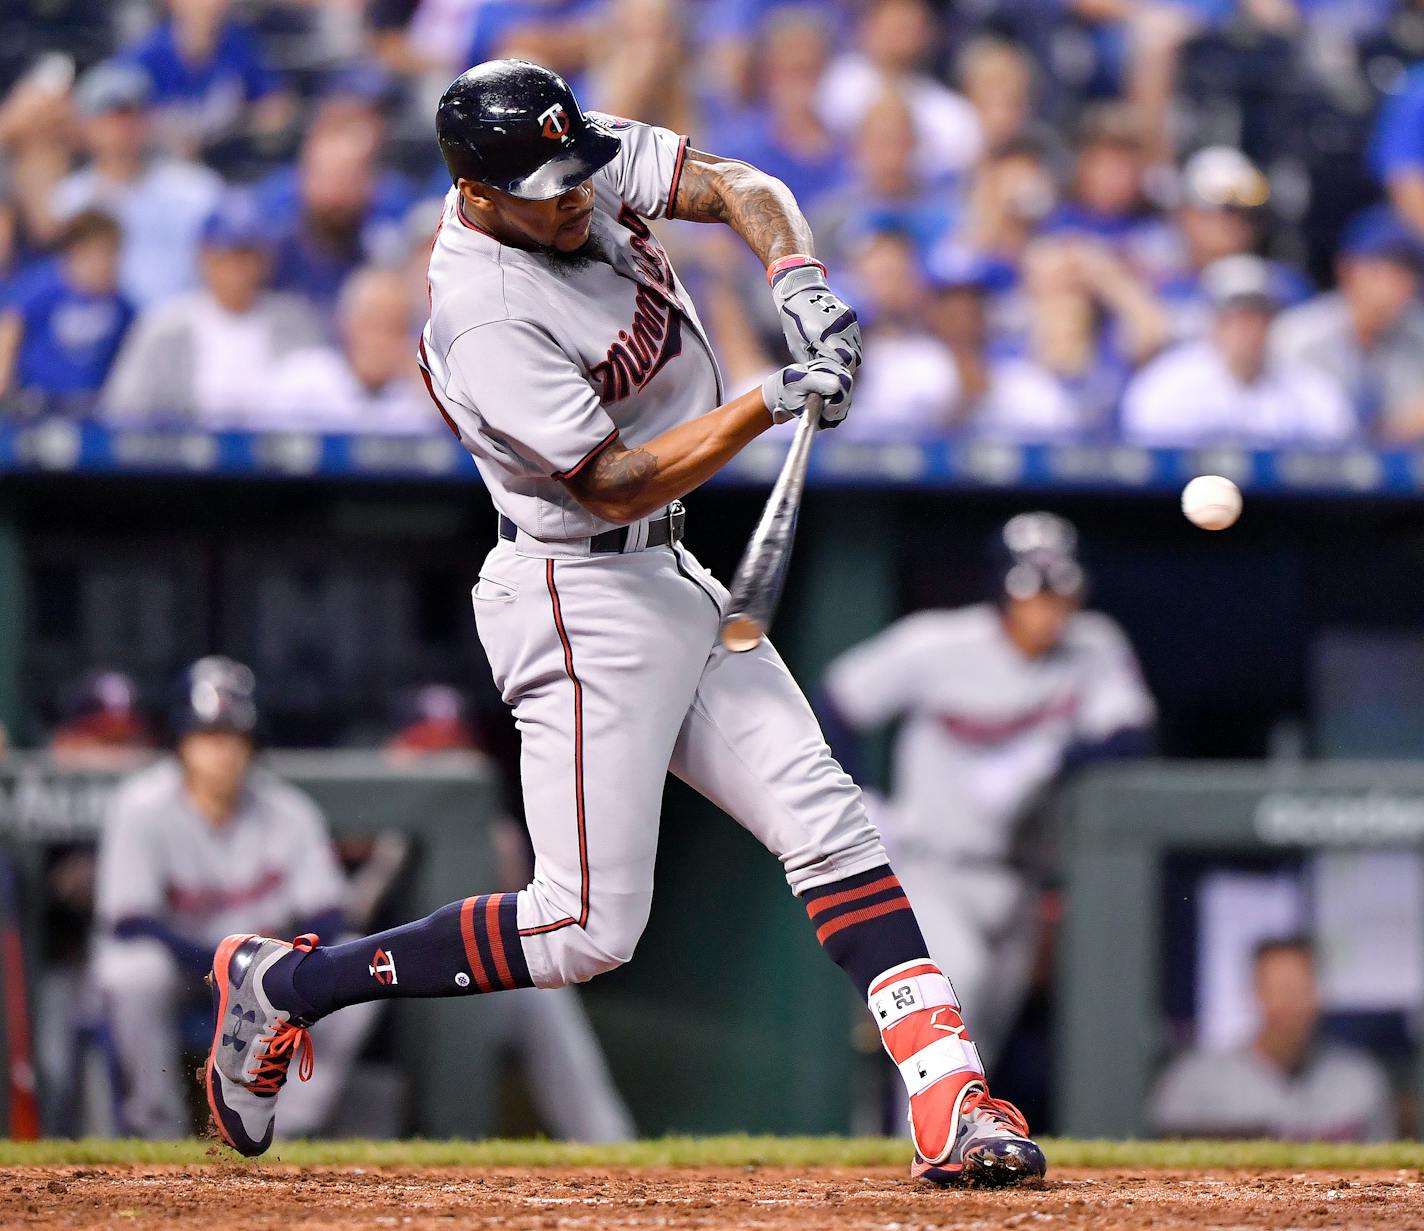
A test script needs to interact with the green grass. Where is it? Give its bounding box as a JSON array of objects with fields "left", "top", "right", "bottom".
[{"left": 0, "top": 1137, "right": 1422, "bottom": 1171}]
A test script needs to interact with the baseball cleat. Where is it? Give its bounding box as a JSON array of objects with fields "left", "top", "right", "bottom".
[
  {"left": 204, "top": 932, "right": 318, "bottom": 1157},
  {"left": 910, "top": 1083, "right": 1047, "bottom": 1187}
]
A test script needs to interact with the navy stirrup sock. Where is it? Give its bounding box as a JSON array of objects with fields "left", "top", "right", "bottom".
[
  {"left": 272, "top": 891, "right": 533, "bottom": 1019},
  {"left": 801, "top": 864, "right": 930, "bottom": 994}
]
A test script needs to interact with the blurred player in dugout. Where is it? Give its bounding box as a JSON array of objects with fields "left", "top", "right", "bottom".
[
  {"left": 90, "top": 656, "right": 376, "bottom": 1138},
  {"left": 1151, "top": 937, "right": 1397, "bottom": 1140},
  {"left": 822, "top": 513, "right": 1156, "bottom": 1078}
]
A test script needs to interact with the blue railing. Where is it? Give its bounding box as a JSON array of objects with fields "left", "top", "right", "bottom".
[{"left": 3, "top": 420, "right": 1423, "bottom": 495}]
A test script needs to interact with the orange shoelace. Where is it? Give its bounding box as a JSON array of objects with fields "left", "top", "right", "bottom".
[
  {"left": 962, "top": 1088, "right": 1031, "bottom": 1137},
  {"left": 246, "top": 934, "right": 319, "bottom": 1097}
]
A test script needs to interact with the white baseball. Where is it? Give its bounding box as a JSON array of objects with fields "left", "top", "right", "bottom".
[{"left": 1181, "top": 475, "right": 1242, "bottom": 531}]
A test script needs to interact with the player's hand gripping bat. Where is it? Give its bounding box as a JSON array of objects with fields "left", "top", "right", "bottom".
[{"left": 720, "top": 393, "right": 822, "bottom": 652}]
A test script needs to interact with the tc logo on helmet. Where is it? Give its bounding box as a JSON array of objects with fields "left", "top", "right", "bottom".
[{"left": 538, "top": 103, "right": 570, "bottom": 139}]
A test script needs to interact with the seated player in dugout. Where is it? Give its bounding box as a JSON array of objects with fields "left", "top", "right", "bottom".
[
  {"left": 1151, "top": 937, "right": 1398, "bottom": 1141},
  {"left": 202, "top": 59, "right": 1045, "bottom": 1186},
  {"left": 821, "top": 514, "right": 1157, "bottom": 1092},
  {"left": 93, "top": 657, "right": 377, "bottom": 1138}
]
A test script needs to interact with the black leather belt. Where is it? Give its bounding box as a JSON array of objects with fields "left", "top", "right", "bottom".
[{"left": 499, "top": 501, "right": 686, "bottom": 554}]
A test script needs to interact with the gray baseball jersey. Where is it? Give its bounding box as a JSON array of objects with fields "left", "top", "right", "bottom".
[
  {"left": 419, "top": 116, "right": 720, "bottom": 542},
  {"left": 95, "top": 758, "right": 346, "bottom": 947},
  {"left": 825, "top": 603, "right": 1155, "bottom": 860},
  {"left": 1150, "top": 1043, "right": 1397, "bottom": 1141}
]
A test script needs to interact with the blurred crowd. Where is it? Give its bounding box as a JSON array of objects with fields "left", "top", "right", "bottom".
[{"left": 3, "top": 0, "right": 1424, "bottom": 444}]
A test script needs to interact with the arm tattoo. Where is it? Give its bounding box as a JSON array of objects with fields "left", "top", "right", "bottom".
[
  {"left": 673, "top": 149, "right": 815, "bottom": 266},
  {"left": 570, "top": 440, "right": 658, "bottom": 505}
]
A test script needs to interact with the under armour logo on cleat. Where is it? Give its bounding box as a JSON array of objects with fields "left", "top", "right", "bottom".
[{"left": 223, "top": 1004, "right": 258, "bottom": 1052}]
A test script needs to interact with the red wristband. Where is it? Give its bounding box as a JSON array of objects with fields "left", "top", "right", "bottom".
[{"left": 766, "top": 254, "right": 827, "bottom": 286}]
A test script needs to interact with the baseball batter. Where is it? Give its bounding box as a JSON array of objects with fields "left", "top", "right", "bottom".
[{"left": 203, "top": 59, "right": 1045, "bottom": 1185}]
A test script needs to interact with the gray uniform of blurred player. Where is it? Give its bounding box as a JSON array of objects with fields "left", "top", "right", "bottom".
[
  {"left": 92, "top": 663, "right": 374, "bottom": 1138},
  {"left": 824, "top": 516, "right": 1155, "bottom": 1069}
]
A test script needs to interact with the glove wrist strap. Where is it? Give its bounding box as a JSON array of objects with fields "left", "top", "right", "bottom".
[{"left": 766, "top": 253, "right": 827, "bottom": 286}]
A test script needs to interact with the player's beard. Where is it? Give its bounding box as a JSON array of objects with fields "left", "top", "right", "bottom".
[{"left": 540, "top": 227, "right": 610, "bottom": 275}]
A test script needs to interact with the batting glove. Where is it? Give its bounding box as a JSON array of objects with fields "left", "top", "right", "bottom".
[
  {"left": 767, "top": 256, "right": 863, "bottom": 373},
  {"left": 762, "top": 358, "right": 853, "bottom": 429}
]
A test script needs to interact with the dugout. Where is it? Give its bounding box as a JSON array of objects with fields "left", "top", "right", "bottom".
[
  {"left": 4, "top": 429, "right": 1424, "bottom": 1138},
  {"left": 1059, "top": 762, "right": 1424, "bottom": 1140},
  {"left": 0, "top": 754, "right": 504, "bottom": 1137},
  {"left": 0, "top": 751, "right": 862, "bottom": 1139}
]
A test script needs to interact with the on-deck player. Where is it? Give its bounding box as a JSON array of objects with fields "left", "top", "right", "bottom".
[
  {"left": 202, "top": 59, "right": 1046, "bottom": 1185},
  {"left": 824, "top": 514, "right": 1156, "bottom": 1077}
]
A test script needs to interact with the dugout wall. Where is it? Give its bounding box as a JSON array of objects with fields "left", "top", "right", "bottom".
[
  {"left": 1058, "top": 762, "right": 1424, "bottom": 1140},
  {"left": 0, "top": 752, "right": 865, "bottom": 1139}
]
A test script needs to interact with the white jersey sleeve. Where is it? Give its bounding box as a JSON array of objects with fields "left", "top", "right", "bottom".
[
  {"left": 271, "top": 782, "right": 347, "bottom": 921},
  {"left": 94, "top": 779, "right": 168, "bottom": 925},
  {"left": 823, "top": 613, "right": 941, "bottom": 729},
  {"left": 445, "top": 318, "right": 619, "bottom": 479},
  {"left": 590, "top": 113, "right": 689, "bottom": 221},
  {"left": 1070, "top": 613, "right": 1156, "bottom": 742}
]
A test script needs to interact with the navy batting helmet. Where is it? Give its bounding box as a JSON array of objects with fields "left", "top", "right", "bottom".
[
  {"left": 994, "top": 512, "right": 1087, "bottom": 602},
  {"left": 172, "top": 656, "right": 258, "bottom": 737},
  {"left": 436, "top": 59, "right": 620, "bottom": 200}
]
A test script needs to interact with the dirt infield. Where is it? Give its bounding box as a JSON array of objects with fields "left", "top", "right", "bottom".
[{"left": 3, "top": 1165, "right": 1421, "bottom": 1230}]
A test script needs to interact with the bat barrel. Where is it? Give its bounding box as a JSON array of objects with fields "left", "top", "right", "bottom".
[{"left": 719, "top": 393, "right": 823, "bottom": 652}]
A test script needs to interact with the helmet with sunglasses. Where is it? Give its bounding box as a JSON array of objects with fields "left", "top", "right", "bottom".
[
  {"left": 436, "top": 59, "right": 620, "bottom": 200},
  {"left": 994, "top": 512, "right": 1087, "bottom": 603}
]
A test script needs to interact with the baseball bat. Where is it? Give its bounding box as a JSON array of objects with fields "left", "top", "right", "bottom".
[{"left": 720, "top": 393, "right": 823, "bottom": 652}]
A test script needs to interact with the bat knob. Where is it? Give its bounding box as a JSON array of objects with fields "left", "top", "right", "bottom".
[{"left": 719, "top": 614, "right": 763, "bottom": 653}]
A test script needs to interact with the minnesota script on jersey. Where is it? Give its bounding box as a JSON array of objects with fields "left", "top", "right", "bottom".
[
  {"left": 95, "top": 759, "right": 345, "bottom": 946},
  {"left": 419, "top": 116, "right": 722, "bottom": 541}
]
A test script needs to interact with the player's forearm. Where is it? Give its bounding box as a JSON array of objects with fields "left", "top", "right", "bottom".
[
  {"left": 564, "top": 388, "right": 771, "bottom": 523},
  {"left": 673, "top": 150, "right": 815, "bottom": 267},
  {"left": 111, "top": 914, "right": 212, "bottom": 976}
]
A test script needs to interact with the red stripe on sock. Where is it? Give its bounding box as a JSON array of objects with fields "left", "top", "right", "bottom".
[
  {"left": 815, "top": 895, "right": 912, "bottom": 945},
  {"left": 486, "top": 893, "right": 514, "bottom": 990},
  {"left": 459, "top": 896, "right": 493, "bottom": 991},
  {"left": 805, "top": 874, "right": 903, "bottom": 921}
]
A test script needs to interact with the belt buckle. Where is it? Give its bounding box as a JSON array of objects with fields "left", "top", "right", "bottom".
[{"left": 667, "top": 500, "right": 686, "bottom": 543}]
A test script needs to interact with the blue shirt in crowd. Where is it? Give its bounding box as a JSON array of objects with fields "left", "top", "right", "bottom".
[
  {"left": 1373, "top": 64, "right": 1424, "bottom": 182},
  {"left": 1135, "top": 0, "right": 1390, "bottom": 28},
  {"left": 118, "top": 20, "right": 279, "bottom": 138},
  {"left": 463, "top": 0, "right": 603, "bottom": 64},
  {"left": 2, "top": 260, "right": 134, "bottom": 395},
  {"left": 256, "top": 165, "right": 419, "bottom": 308},
  {"left": 706, "top": 113, "right": 845, "bottom": 210}
]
